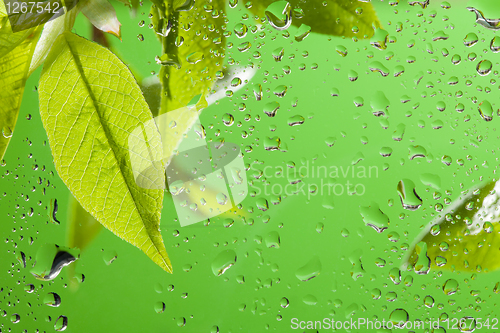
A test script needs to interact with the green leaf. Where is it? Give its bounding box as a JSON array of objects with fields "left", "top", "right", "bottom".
[
  {"left": 155, "top": 0, "right": 226, "bottom": 113},
  {"left": 0, "top": 27, "right": 40, "bottom": 161},
  {"left": 403, "top": 180, "right": 500, "bottom": 274},
  {"left": 247, "top": 0, "right": 381, "bottom": 38},
  {"left": 39, "top": 31, "right": 172, "bottom": 273},
  {"left": 66, "top": 193, "right": 102, "bottom": 251}
]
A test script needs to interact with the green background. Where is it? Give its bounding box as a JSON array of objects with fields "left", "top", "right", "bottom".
[{"left": 2, "top": 0, "right": 500, "bottom": 332}]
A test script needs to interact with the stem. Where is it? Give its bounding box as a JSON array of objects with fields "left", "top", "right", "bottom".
[{"left": 159, "top": 0, "right": 179, "bottom": 115}]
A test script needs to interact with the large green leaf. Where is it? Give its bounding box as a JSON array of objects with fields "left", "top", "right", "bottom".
[
  {"left": 153, "top": 0, "right": 226, "bottom": 113},
  {"left": 0, "top": 27, "right": 40, "bottom": 161},
  {"left": 403, "top": 180, "right": 500, "bottom": 273},
  {"left": 247, "top": 0, "right": 381, "bottom": 38},
  {"left": 39, "top": 31, "right": 172, "bottom": 273}
]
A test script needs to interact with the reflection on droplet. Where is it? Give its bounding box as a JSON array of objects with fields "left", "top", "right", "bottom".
[{"left": 463, "top": 32, "right": 479, "bottom": 47}]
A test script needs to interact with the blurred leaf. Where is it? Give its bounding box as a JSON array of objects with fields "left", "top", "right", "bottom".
[
  {"left": 66, "top": 193, "right": 103, "bottom": 251},
  {"left": 0, "top": 4, "right": 36, "bottom": 58},
  {"left": 39, "top": 32, "right": 172, "bottom": 273},
  {"left": 29, "top": 9, "right": 79, "bottom": 76},
  {"left": 0, "top": 27, "right": 40, "bottom": 161},
  {"left": 403, "top": 180, "right": 500, "bottom": 273},
  {"left": 154, "top": 0, "right": 226, "bottom": 113},
  {"left": 247, "top": 0, "right": 381, "bottom": 38},
  {"left": 80, "top": 0, "right": 122, "bottom": 39}
]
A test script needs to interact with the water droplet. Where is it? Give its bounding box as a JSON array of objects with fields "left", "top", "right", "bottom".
[
  {"left": 443, "top": 279, "right": 459, "bottom": 295},
  {"left": 467, "top": 7, "right": 500, "bottom": 30},
  {"left": 389, "top": 308, "right": 409, "bottom": 328},
  {"left": 186, "top": 52, "right": 204, "bottom": 64},
  {"left": 265, "top": 231, "right": 280, "bottom": 248},
  {"left": 397, "top": 179, "right": 422, "bottom": 210},
  {"left": 222, "top": 113, "right": 234, "bottom": 126},
  {"left": 478, "top": 100, "right": 494, "bottom": 121},
  {"left": 370, "top": 28, "right": 389, "bottom": 50},
  {"left": 302, "top": 294, "right": 317, "bottom": 305},
  {"left": 43, "top": 292, "right": 61, "bottom": 307},
  {"left": 294, "top": 24, "right": 311, "bottom": 42},
  {"left": 464, "top": 32, "right": 479, "bottom": 47},
  {"left": 263, "top": 101, "right": 280, "bottom": 117},
  {"left": 491, "top": 36, "right": 500, "bottom": 52},
  {"left": 102, "top": 249, "right": 118, "bottom": 265},
  {"left": 424, "top": 295, "right": 435, "bottom": 308},
  {"left": 211, "top": 250, "right": 237, "bottom": 276},
  {"left": 414, "top": 241, "right": 431, "bottom": 275},
  {"left": 10, "top": 313, "right": 20, "bottom": 324},
  {"left": 295, "top": 256, "right": 321, "bottom": 281},
  {"left": 280, "top": 297, "right": 289, "bottom": 308},
  {"left": 154, "top": 301, "right": 166, "bottom": 313},
  {"left": 155, "top": 54, "right": 180, "bottom": 68},
  {"left": 477, "top": 60, "right": 492, "bottom": 76},
  {"left": 265, "top": 1, "right": 292, "bottom": 31},
  {"left": 31, "top": 244, "right": 79, "bottom": 281},
  {"left": 174, "top": 0, "right": 194, "bottom": 11},
  {"left": 359, "top": 203, "right": 390, "bottom": 232},
  {"left": 54, "top": 315, "right": 68, "bottom": 331},
  {"left": 2, "top": 126, "right": 12, "bottom": 138}
]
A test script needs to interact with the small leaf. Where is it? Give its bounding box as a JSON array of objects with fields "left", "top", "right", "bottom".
[
  {"left": 403, "top": 180, "right": 500, "bottom": 273},
  {"left": 39, "top": 31, "right": 172, "bottom": 273},
  {"left": 247, "top": 0, "right": 381, "bottom": 38},
  {"left": 155, "top": 0, "right": 226, "bottom": 113},
  {"left": 79, "top": 0, "right": 122, "bottom": 39},
  {"left": 0, "top": 27, "right": 40, "bottom": 161}
]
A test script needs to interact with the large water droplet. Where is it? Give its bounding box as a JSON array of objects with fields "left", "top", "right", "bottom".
[
  {"left": 211, "top": 250, "right": 237, "bottom": 276},
  {"left": 477, "top": 60, "right": 492, "bottom": 76},
  {"left": 360, "top": 203, "right": 390, "bottom": 232},
  {"left": 265, "top": 1, "right": 292, "bottom": 31},
  {"left": 295, "top": 256, "right": 321, "bottom": 281},
  {"left": 31, "top": 244, "right": 79, "bottom": 281},
  {"left": 397, "top": 179, "right": 422, "bottom": 210}
]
